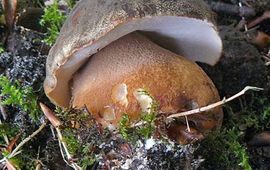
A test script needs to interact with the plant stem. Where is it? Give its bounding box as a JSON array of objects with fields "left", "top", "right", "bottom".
[
  {"left": 0, "top": 122, "right": 46, "bottom": 165},
  {"left": 0, "top": 119, "right": 9, "bottom": 145},
  {"left": 168, "top": 86, "right": 264, "bottom": 119},
  {"left": 56, "top": 127, "right": 81, "bottom": 170},
  {"left": 8, "top": 122, "right": 46, "bottom": 159}
]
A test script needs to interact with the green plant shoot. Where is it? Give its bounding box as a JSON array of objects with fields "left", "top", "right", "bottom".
[
  {"left": 0, "top": 75, "right": 40, "bottom": 120},
  {"left": 40, "top": 0, "right": 66, "bottom": 45}
]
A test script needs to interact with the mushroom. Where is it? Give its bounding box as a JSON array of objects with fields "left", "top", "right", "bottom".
[{"left": 44, "top": 0, "right": 223, "bottom": 144}]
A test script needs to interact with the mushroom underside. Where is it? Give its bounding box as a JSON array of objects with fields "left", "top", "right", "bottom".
[{"left": 46, "top": 16, "right": 222, "bottom": 108}]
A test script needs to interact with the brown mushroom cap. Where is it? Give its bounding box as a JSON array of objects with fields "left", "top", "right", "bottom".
[
  {"left": 71, "top": 32, "right": 223, "bottom": 134},
  {"left": 44, "top": 0, "right": 222, "bottom": 108}
]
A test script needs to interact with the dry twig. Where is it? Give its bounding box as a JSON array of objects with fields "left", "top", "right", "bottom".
[
  {"left": 0, "top": 98, "right": 9, "bottom": 144},
  {"left": 0, "top": 97, "right": 8, "bottom": 120},
  {"left": 5, "top": 159, "right": 16, "bottom": 170},
  {"left": 8, "top": 122, "right": 46, "bottom": 159},
  {"left": 168, "top": 86, "right": 263, "bottom": 119},
  {"left": 0, "top": 122, "right": 46, "bottom": 166},
  {"left": 248, "top": 11, "right": 270, "bottom": 29},
  {"left": 0, "top": 119, "right": 9, "bottom": 145},
  {"left": 40, "top": 103, "right": 82, "bottom": 170}
]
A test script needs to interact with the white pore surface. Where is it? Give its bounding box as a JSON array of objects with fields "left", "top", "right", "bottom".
[
  {"left": 140, "top": 17, "right": 222, "bottom": 65},
  {"left": 58, "top": 16, "right": 222, "bottom": 106},
  {"left": 64, "top": 16, "right": 222, "bottom": 71}
]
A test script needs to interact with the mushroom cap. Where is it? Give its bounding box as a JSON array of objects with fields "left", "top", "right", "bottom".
[
  {"left": 44, "top": 0, "right": 222, "bottom": 108},
  {"left": 71, "top": 33, "right": 223, "bottom": 134}
]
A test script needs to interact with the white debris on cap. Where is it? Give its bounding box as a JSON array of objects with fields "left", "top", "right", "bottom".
[
  {"left": 111, "top": 83, "right": 129, "bottom": 107},
  {"left": 133, "top": 88, "right": 153, "bottom": 114}
]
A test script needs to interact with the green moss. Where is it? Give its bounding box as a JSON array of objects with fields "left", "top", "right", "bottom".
[
  {"left": 137, "top": 112, "right": 156, "bottom": 139},
  {"left": 0, "top": 123, "right": 19, "bottom": 143},
  {"left": 40, "top": 0, "right": 66, "bottom": 46},
  {"left": 226, "top": 97, "right": 270, "bottom": 131},
  {"left": 134, "top": 90, "right": 158, "bottom": 139},
  {"left": 53, "top": 108, "right": 98, "bottom": 169},
  {"left": 0, "top": 75, "right": 41, "bottom": 121},
  {"left": 119, "top": 90, "right": 158, "bottom": 141},
  {"left": 62, "top": 128, "right": 80, "bottom": 155},
  {"left": 198, "top": 95, "right": 270, "bottom": 170},
  {"left": 2, "top": 141, "right": 37, "bottom": 170},
  {"left": 66, "top": 0, "right": 77, "bottom": 9},
  {"left": 226, "top": 128, "right": 252, "bottom": 170},
  {"left": 78, "top": 145, "right": 96, "bottom": 170},
  {"left": 0, "top": 44, "right": 4, "bottom": 54},
  {"left": 119, "top": 113, "right": 131, "bottom": 140},
  {"left": 198, "top": 128, "right": 251, "bottom": 170}
]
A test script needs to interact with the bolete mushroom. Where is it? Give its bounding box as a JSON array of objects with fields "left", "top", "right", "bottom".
[{"left": 44, "top": 0, "right": 223, "bottom": 144}]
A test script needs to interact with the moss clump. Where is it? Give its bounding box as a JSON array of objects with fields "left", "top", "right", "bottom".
[
  {"left": 197, "top": 95, "right": 270, "bottom": 170},
  {"left": 0, "top": 123, "right": 19, "bottom": 145},
  {"left": 55, "top": 108, "right": 99, "bottom": 169},
  {"left": 119, "top": 90, "right": 158, "bottom": 141},
  {"left": 0, "top": 75, "right": 41, "bottom": 121},
  {"left": 40, "top": 0, "right": 66, "bottom": 45},
  {"left": 0, "top": 44, "right": 4, "bottom": 54},
  {"left": 78, "top": 145, "right": 96, "bottom": 170},
  {"left": 119, "top": 113, "right": 131, "bottom": 140},
  {"left": 62, "top": 128, "right": 80, "bottom": 155},
  {"left": 197, "top": 128, "right": 251, "bottom": 170},
  {"left": 137, "top": 112, "right": 156, "bottom": 139},
  {"left": 66, "top": 0, "right": 77, "bottom": 9}
]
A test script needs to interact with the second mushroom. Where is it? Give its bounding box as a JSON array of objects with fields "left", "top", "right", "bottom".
[{"left": 44, "top": 0, "right": 223, "bottom": 144}]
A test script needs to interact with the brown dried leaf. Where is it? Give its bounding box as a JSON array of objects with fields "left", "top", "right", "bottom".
[{"left": 6, "top": 133, "right": 20, "bottom": 153}]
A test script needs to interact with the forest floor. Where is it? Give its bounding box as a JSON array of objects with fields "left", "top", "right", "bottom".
[{"left": 0, "top": 0, "right": 270, "bottom": 170}]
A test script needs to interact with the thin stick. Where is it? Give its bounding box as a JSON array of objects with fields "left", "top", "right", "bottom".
[
  {"left": 56, "top": 128, "right": 81, "bottom": 170},
  {"left": 0, "top": 98, "right": 8, "bottom": 120},
  {"left": 40, "top": 103, "right": 81, "bottom": 170},
  {"left": 0, "top": 98, "right": 9, "bottom": 144},
  {"left": 185, "top": 116, "right": 190, "bottom": 132},
  {"left": 0, "top": 123, "right": 46, "bottom": 164},
  {"left": 0, "top": 119, "right": 9, "bottom": 145},
  {"left": 8, "top": 122, "right": 46, "bottom": 159},
  {"left": 50, "top": 124, "right": 56, "bottom": 139},
  {"left": 9, "top": 150, "right": 22, "bottom": 158},
  {"left": 248, "top": 11, "right": 270, "bottom": 28},
  {"left": 238, "top": 2, "right": 249, "bottom": 35},
  {"left": 262, "top": 55, "right": 270, "bottom": 62},
  {"left": 167, "top": 86, "right": 263, "bottom": 119},
  {"left": 263, "top": 51, "right": 270, "bottom": 66},
  {"left": 57, "top": 133, "right": 70, "bottom": 165}
]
